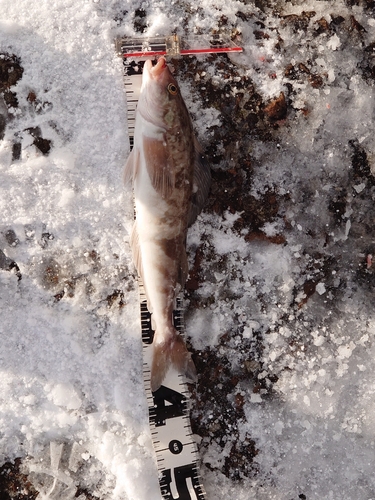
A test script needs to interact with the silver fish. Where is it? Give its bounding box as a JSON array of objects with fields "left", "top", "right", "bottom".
[{"left": 124, "top": 57, "right": 211, "bottom": 392}]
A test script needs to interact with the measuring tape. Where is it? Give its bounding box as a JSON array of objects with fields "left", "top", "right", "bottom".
[
  {"left": 140, "top": 281, "right": 205, "bottom": 500},
  {"left": 117, "top": 35, "right": 242, "bottom": 499}
]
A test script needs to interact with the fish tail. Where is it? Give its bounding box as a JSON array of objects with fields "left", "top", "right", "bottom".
[{"left": 151, "top": 333, "right": 197, "bottom": 392}]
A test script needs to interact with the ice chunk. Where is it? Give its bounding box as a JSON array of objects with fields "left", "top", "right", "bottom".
[
  {"left": 327, "top": 34, "right": 341, "bottom": 51},
  {"left": 50, "top": 383, "right": 82, "bottom": 410}
]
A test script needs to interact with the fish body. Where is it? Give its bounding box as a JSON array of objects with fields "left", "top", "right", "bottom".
[{"left": 124, "top": 57, "right": 210, "bottom": 392}]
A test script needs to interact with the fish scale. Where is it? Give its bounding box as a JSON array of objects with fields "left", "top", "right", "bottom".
[{"left": 117, "top": 35, "right": 242, "bottom": 499}]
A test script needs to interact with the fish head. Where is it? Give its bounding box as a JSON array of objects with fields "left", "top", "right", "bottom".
[{"left": 139, "top": 57, "right": 188, "bottom": 128}]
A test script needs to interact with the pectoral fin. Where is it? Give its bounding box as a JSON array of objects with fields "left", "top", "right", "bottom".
[
  {"left": 188, "top": 138, "right": 211, "bottom": 225},
  {"left": 143, "top": 135, "right": 174, "bottom": 198}
]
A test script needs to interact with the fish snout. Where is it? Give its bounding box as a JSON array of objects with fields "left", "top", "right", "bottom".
[{"left": 150, "top": 57, "right": 167, "bottom": 78}]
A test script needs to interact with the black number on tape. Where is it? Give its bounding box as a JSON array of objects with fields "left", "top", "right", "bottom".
[
  {"left": 160, "top": 464, "right": 205, "bottom": 500},
  {"left": 150, "top": 385, "right": 187, "bottom": 427}
]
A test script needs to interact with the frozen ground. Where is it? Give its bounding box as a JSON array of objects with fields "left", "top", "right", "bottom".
[{"left": 1, "top": 0, "right": 375, "bottom": 499}]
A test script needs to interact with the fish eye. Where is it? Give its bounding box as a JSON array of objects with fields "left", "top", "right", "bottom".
[{"left": 167, "top": 83, "right": 178, "bottom": 95}]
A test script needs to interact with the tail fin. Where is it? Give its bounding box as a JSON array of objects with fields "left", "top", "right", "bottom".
[{"left": 151, "top": 334, "right": 197, "bottom": 392}]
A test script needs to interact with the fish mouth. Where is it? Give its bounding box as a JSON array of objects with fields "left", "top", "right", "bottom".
[{"left": 146, "top": 57, "right": 167, "bottom": 78}]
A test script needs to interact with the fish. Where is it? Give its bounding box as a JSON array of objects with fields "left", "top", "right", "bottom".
[{"left": 124, "top": 56, "right": 211, "bottom": 392}]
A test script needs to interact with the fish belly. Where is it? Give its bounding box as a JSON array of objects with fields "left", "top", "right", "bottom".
[{"left": 134, "top": 176, "right": 182, "bottom": 337}]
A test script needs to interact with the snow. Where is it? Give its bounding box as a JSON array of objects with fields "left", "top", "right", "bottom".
[{"left": 1, "top": 0, "right": 375, "bottom": 499}]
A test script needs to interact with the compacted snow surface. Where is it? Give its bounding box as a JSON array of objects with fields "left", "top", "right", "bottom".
[{"left": 1, "top": 0, "right": 375, "bottom": 499}]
